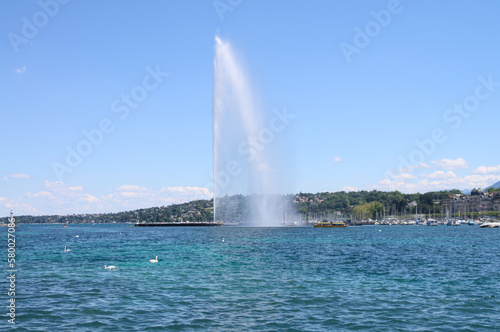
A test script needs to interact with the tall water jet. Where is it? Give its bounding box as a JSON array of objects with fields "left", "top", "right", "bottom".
[{"left": 213, "top": 36, "right": 293, "bottom": 226}]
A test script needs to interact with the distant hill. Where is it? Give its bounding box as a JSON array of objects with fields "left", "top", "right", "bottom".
[
  {"left": 486, "top": 181, "right": 500, "bottom": 190},
  {"left": 0, "top": 199, "right": 214, "bottom": 225},
  {"left": 1, "top": 189, "right": 463, "bottom": 224}
]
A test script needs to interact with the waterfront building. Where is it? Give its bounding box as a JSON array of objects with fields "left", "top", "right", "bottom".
[{"left": 441, "top": 189, "right": 500, "bottom": 215}]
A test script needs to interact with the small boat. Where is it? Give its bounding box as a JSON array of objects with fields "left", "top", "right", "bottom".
[
  {"left": 314, "top": 220, "right": 347, "bottom": 228},
  {"left": 479, "top": 222, "right": 500, "bottom": 228},
  {"left": 62, "top": 224, "right": 67, "bottom": 227},
  {"left": 426, "top": 219, "right": 438, "bottom": 226}
]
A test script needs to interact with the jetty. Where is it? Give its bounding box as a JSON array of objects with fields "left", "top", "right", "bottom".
[{"left": 134, "top": 222, "right": 223, "bottom": 227}]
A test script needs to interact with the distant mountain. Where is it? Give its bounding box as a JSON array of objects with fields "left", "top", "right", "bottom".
[
  {"left": 486, "top": 181, "right": 500, "bottom": 190},
  {"left": 464, "top": 181, "right": 500, "bottom": 194}
]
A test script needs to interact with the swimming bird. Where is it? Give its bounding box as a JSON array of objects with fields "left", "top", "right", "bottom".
[
  {"left": 149, "top": 256, "right": 158, "bottom": 263},
  {"left": 222, "top": 237, "right": 225, "bottom": 242},
  {"left": 75, "top": 235, "right": 79, "bottom": 238},
  {"left": 103, "top": 265, "right": 116, "bottom": 270},
  {"left": 64, "top": 246, "right": 71, "bottom": 252}
]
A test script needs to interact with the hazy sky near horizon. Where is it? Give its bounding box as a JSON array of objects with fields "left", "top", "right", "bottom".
[{"left": 2, "top": 0, "right": 500, "bottom": 216}]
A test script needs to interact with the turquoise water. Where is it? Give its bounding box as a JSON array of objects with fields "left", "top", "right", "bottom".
[{"left": 4, "top": 224, "right": 500, "bottom": 331}]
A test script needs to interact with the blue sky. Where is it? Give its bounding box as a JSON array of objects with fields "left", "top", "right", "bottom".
[{"left": 2, "top": 0, "right": 500, "bottom": 216}]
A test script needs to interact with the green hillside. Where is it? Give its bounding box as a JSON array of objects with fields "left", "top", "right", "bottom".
[{"left": 1, "top": 189, "right": 463, "bottom": 224}]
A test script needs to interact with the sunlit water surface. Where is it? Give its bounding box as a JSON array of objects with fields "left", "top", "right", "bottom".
[{"left": 4, "top": 224, "right": 500, "bottom": 331}]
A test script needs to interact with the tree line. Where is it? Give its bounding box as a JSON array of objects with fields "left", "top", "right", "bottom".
[{"left": 1, "top": 189, "right": 463, "bottom": 224}]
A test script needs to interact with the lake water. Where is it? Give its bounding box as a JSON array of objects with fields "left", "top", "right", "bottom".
[{"left": 4, "top": 224, "right": 500, "bottom": 331}]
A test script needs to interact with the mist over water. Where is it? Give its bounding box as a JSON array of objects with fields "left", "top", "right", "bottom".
[{"left": 213, "top": 36, "right": 293, "bottom": 226}]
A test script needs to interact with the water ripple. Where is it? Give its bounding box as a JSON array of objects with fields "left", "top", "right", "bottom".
[{"left": 8, "top": 225, "right": 500, "bottom": 331}]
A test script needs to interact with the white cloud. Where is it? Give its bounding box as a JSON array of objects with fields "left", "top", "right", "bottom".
[
  {"left": 84, "top": 194, "right": 98, "bottom": 203},
  {"left": 117, "top": 185, "right": 146, "bottom": 192},
  {"left": 473, "top": 165, "right": 500, "bottom": 175},
  {"left": 410, "top": 174, "right": 500, "bottom": 193},
  {"left": 10, "top": 181, "right": 214, "bottom": 216},
  {"left": 377, "top": 179, "right": 417, "bottom": 192},
  {"left": 389, "top": 171, "right": 417, "bottom": 180},
  {"left": 26, "top": 191, "right": 53, "bottom": 198},
  {"left": 68, "top": 186, "right": 83, "bottom": 192},
  {"left": 397, "top": 162, "right": 431, "bottom": 173},
  {"left": 421, "top": 171, "right": 457, "bottom": 179},
  {"left": 165, "top": 187, "right": 189, "bottom": 193},
  {"left": 44, "top": 180, "right": 65, "bottom": 190},
  {"left": 4, "top": 173, "right": 30, "bottom": 180},
  {"left": 430, "top": 158, "right": 469, "bottom": 170},
  {"left": 0, "top": 181, "right": 100, "bottom": 215},
  {"left": 164, "top": 186, "right": 212, "bottom": 198},
  {"left": 462, "top": 174, "right": 500, "bottom": 188},
  {"left": 13, "top": 66, "right": 26, "bottom": 74},
  {"left": 100, "top": 186, "right": 213, "bottom": 211},
  {"left": 5, "top": 202, "right": 38, "bottom": 215},
  {"left": 340, "top": 186, "right": 358, "bottom": 192},
  {"left": 387, "top": 162, "right": 432, "bottom": 183},
  {"left": 333, "top": 156, "right": 342, "bottom": 162},
  {"left": 120, "top": 191, "right": 145, "bottom": 198},
  {"left": 377, "top": 162, "right": 500, "bottom": 193}
]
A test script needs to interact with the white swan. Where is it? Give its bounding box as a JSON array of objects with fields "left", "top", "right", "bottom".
[
  {"left": 103, "top": 265, "right": 116, "bottom": 270},
  {"left": 149, "top": 256, "right": 158, "bottom": 263},
  {"left": 64, "top": 246, "right": 71, "bottom": 252}
]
